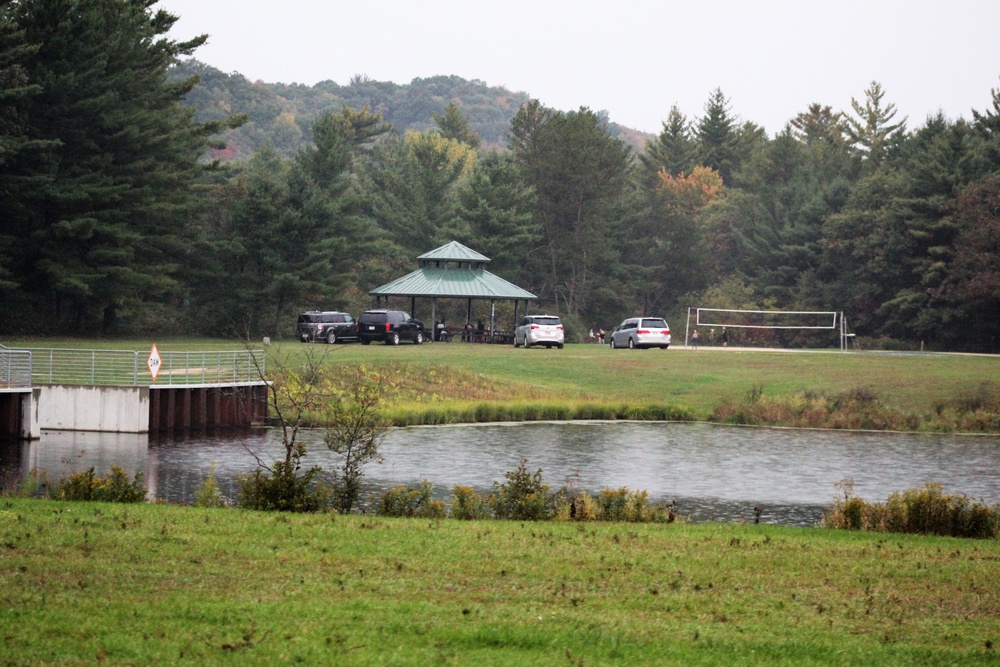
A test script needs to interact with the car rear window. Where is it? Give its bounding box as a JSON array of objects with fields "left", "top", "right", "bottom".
[
  {"left": 532, "top": 317, "right": 561, "bottom": 326},
  {"left": 361, "top": 312, "right": 387, "bottom": 324},
  {"left": 641, "top": 319, "right": 668, "bottom": 328},
  {"left": 298, "top": 314, "right": 317, "bottom": 324}
]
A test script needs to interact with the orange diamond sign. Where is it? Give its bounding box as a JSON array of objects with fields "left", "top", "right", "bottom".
[{"left": 147, "top": 344, "right": 161, "bottom": 382}]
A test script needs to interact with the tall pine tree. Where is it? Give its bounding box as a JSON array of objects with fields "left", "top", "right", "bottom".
[
  {"left": 695, "top": 88, "right": 739, "bottom": 184},
  {"left": 510, "top": 104, "right": 632, "bottom": 317},
  {"left": 7, "top": 0, "right": 242, "bottom": 331}
]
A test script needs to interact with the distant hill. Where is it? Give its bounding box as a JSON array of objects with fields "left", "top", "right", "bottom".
[{"left": 170, "top": 60, "right": 651, "bottom": 160}]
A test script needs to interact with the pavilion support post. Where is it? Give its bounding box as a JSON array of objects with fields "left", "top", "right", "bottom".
[
  {"left": 410, "top": 296, "right": 415, "bottom": 319},
  {"left": 513, "top": 300, "right": 519, "bottom": 330},
  {"left": 466, "top": 299, "right": 472, "bottom": 325},
  {"left": 431, "top": 298, "right": 437, "bottom": 341}
]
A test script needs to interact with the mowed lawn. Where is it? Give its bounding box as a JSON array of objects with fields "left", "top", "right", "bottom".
[
  {"left": 7, "top": 336, "right": 1000, "bottom": 421},
  {"left": 1, "top": 498, "right": 998, "bottom": 666}
]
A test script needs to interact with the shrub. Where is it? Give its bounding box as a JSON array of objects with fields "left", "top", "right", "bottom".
[
  {"left": 489, "top": 460, "right": 551, "bottom": 520},
  {"left": 552, "top": 490, "right": 600, "bottom": 521},
  {"left": 323, "top": 366, "right": 390, "bottom": 514},
  {"left": 552, "top": 486, "right": 678, "bottom": 523},
  {"left": 597, "top": 487, "right": 632, "bottom": 522},
  {"left": 55, "top": 466, "right": 145, "bottom": 503},
  {"left": 712, "top": 386, "right": 916, "bottom": 431},
  {"left": 2, "top": 469, "right": 48, "bottom": 498},
  {"left": 450, "top": 485, "right": 490, "bottom": 520},
  {"left": 823, "top": 479, "right": 999, "bottom": 538},
  {"left": 193, "top": 463, "right": 226, "bottom": 508},
  {"left": 377, "top": 481, "right": 445, "bottom": 518},
  {"left": 236, "top": 461, "right": 329, "bottom": 512}
]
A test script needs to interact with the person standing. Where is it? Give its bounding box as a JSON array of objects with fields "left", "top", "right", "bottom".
[
  {"left": 691, "top": 330, "right": 699, "bottom": 349},
  {"left": 721, "top": 327, "right": 729, "bottom": 347},
  {"left": 709, "top": 328, "right": 716, "bottom": 346}
]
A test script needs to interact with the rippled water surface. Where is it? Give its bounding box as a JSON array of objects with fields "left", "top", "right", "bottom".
[{"left": 4, "top": 422, "right": 997, "bottom": 526}]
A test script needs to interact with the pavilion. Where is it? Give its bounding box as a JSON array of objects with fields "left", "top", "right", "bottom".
[{"left": 369, "top": 241, "right": 537, "bottom": 339}]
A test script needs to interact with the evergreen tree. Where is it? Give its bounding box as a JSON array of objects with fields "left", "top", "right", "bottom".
[
  {"left": 790, "top": 103, "right": 845, "bottom": 146},
  {"left": 873, "top": 115, "right": 984, "bottom": 345},
  {"left": 361, "top": 130, "right": 473, "bottom": 256},
  {"left": 695, "top": 88, "right": 739, "bottom": 184},
  {"left": 843, "top": 81, "right": 907, "bottom": 166},
  {"left": 971, "top": 80, "right": 1000, "bottom": 172},
  {"left": 730, "top": 124, "right": 855, "bottom": 310},
  {"left": 6, "top": 0, "right": 242, "bottom": 331},
  {"left": 433, "top": 102, "right": 481, "bottom": 149},
  {"left": 818, "top": 170, "right": 915, "bottom": 337},
  {"left": 638, "top": 105, "right": 697, "bottom": 184},
  {"left": 0, "top": 0, "right": 45, "bottom": 297},
  {"left": 622, "top": 165, "right": 717, "bottom": 316},
  {"left": 935, "top": 176, "right": 1000, "bottom": 352},
  {"left": 510, "top": 104, "right": 632, "bottom": 317},
  {"left": 188, "top": 106, "right": 390, "bottom": 336},
  {"left": 455, "top": 151, "right": 537, "bottom": 279}
]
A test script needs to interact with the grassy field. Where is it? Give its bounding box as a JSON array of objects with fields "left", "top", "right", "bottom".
[
  {"left": 1, "top": 497, "right": 997, "bottom": 666},
  {"left": 7, "top": 337, "right": 1000, "bottom": 431}
]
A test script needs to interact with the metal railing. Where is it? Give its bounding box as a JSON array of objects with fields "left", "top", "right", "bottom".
[
  {"left": 12, "top": 347, "right": 265, "bottom": 387},
  {"left": 0, "top": 344, "right": 33, "bottom": 389}
]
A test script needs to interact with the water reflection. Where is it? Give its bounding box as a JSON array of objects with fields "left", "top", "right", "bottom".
[{"left": 3, "top": 422, "right": 998, "bottom": 527}]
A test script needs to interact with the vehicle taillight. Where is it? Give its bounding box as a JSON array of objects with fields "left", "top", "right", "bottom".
[
  {"left": 557, "top": 325, "right": 564, "bottom": 330},
  {"left": 663, "top": 329, "right": 670, "bottom": 335},
  {"left": 385, "top": 322, "right": 391, "bottom": 332},
  {"left": 530, "top": 324, "right": 539, "bottom": 329},
  {"left": 637, "top": 329, "right": 650, "bottom": 334}
]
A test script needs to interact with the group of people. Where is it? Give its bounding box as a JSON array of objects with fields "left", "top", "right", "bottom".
[
  {"left": 689, "top": 326, "right": 729, "bottom": 349},
  {"left": 434, "top": 319, "right": 491, "bottom": 342}
]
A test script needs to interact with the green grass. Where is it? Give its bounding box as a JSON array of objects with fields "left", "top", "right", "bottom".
[
  {"left": 286, "top": 341, "right": 1000, "bottom": 420},
  {"left": 1, "top": 497, "right": 997, "bottom": 666},
  {"left": 8, "top": 337, "right": 1000, "bottom": 431}
]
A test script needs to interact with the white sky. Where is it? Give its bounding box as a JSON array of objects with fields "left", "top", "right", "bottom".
[{"left": 159, "top": 0, "right": 1000, "bottom": 136}]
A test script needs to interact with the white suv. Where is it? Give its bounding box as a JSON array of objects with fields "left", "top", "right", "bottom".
[
  {"left": 514, "top": 315, "right": 564, "bottom": 349},
  {"left": 609, "top": 317, "right": 671, "bottom": 349}
]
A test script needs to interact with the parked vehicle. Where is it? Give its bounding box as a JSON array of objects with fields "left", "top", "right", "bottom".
[
  {"left": 609, "top": 317, "right": 671, "bottom": 349},
  {"left": 357, "top": 310, "right": 425, "bottom": 345},
  {"left": 296, "top": 311, "right": 358, "bottom": 344},
  {"left": 514, "top": 315, "right": 564, "bottom": 349}
]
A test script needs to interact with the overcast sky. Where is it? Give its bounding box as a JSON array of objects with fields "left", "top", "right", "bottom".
[{"left": 159, "top": 0, "right": 1000, "bottom": 136}]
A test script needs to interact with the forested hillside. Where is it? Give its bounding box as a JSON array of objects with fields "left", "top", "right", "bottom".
[
  {"left": 170, "top": 60, "right": 650, "bottom": 159},
  {"left": 2, "top": 1, "right": 998, "bottom": 352}
]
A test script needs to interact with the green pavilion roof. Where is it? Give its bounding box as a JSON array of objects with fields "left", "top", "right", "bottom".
[
  {"left": 417, "top": 240, "right": 490, "bottom": 264},
  {"left": 370, "top": 242, "right": 537, "bottom": 300}
]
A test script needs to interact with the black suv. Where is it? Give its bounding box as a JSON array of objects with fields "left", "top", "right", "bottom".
[
  {"left": 357, "top": 310, "right": 425, "bottom": 345},
  {"left": 296, "top": 311, "right": 359, "bottom": 344}
]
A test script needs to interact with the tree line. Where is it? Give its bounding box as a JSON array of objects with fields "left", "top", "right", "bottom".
[{"left": 2, "top": 0, "right": 999, "bottom": 351}]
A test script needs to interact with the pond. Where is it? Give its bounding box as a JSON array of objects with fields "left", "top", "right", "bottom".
[{"left": 3, "top": 422, "right": 998, "bottom": 527}]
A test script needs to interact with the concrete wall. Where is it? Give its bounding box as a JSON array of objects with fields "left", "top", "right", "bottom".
[
  {"left": 23, "top": 388, "right": 39, "bottom": 439},
  {"left": 2, "top": 383, "right": 267, "bottom": 438},
  {"left": 38, "top": 385, "right": 150, "bottom": 433}
]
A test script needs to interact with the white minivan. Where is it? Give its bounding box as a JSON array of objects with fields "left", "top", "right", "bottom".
[
  {"left": 609, "top": 317, "right": 671, "bottom": 350},
  {"left": 514, "top": 315, "right": 564, "bottom": 349}
]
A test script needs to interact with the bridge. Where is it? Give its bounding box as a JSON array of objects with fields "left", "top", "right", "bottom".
[{"left": 0, "top": 345, "right": 267, "bottom": 440}]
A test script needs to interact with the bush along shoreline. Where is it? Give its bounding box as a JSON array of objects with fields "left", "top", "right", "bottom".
[
  {"left": 8, "top": 463, "right": 998, "bottom": 539},
  {"left": 823, "top": 479, "right": 999, "bottom": 539},
  {"left": 710, "top": 384, "right": 1000, "bottom": 434}
]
